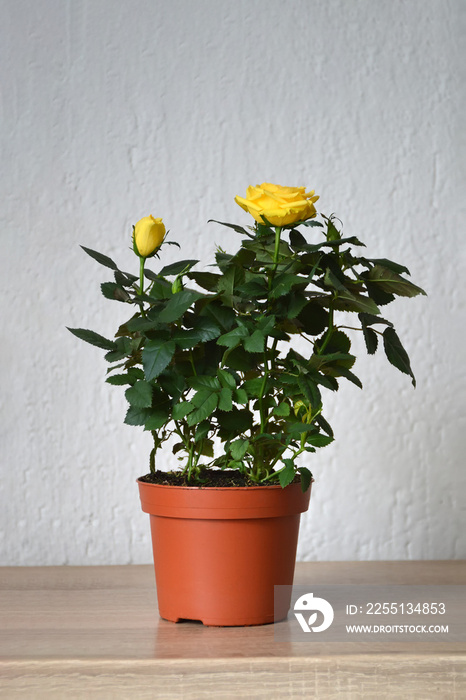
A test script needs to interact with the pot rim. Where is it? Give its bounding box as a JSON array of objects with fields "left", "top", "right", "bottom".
[{"left": 136, "top": 476, "right": 314, "bottom": 491}]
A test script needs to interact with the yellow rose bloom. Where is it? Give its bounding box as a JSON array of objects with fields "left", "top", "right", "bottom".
[
  {"left": 235, "top": 183, "right": 319, "bottom": 227},
  {"left": 134, "top": 216, "right": 166, "bottom": 258}
]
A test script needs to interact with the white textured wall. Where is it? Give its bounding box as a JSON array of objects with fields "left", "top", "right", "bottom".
[{"left": 1, "top": 0, "right": 465, "bottom": 565}]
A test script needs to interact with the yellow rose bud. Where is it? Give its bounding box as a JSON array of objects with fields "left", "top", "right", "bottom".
[
  {"left": 235, "top": 183, "right": 319, "bottom": 227},
  {"left": 133, "top": 216, "right": 166, "bottom": 258}
]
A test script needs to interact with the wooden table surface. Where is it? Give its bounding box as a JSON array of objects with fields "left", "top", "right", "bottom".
[{"left": 1, "top": 561, "right": 465, "bottom": 699}]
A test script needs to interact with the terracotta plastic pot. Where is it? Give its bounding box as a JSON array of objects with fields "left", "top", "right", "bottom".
[{"left": 137, "top": 478, "right": 311, "bottom": 626}]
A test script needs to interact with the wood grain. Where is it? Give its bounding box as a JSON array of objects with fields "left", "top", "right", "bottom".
[{"left": 1, "top": 562, "right": 465, "bottom": 698}]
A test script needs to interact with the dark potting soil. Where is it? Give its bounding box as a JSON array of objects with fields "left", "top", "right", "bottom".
[{"left": 139, "top": 469, "right": 300, "bottom": 488}]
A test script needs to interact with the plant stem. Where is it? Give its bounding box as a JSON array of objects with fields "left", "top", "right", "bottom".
[
  {"left": 318, "top": 304, "right": 334, "bottom": 354},
  {"left": 138, "top": 256, "right": 147, "bottom": 317},
  {"left": 139, "top": 257, "right": 145, "bottom": 296}
]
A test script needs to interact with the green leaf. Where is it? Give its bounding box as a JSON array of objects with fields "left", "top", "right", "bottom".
[
  {"left": 188, "top": 271, "right": 221, "bottom": 291},
  {"left": 187, "top": 391, "right": 219, "bottom": 426},
  {"left": 124, "top": 406, "right": 150, "bottom": 426},
  {"left": 270, "top": 273, "right": 306, "bottom": 298},
  {"left": 81, "top": 246, "right": 118, "bottom": 271},
  {"left": 242, "top": 377, "right": 264, "bottom": 397},
  {"left": 145, "top": 408, "right": 170, "bottom": 431},
  {"left": 217, "top": 368, "right": 236, "bottom": 390},
  {"left": 298, "top": 467, "right": 313, "bottom": 492},
  {"left": 217, "top": 325, "right": 249, "bottom": 349},
  {"left": 364, "top": 258, "right": 411, "bottom": 275},
  {"left": 159, "top": 259, "right": 199, "bottom": 276},
  {"left": 362, "top": 325, "right": 378, "bottom": 354},
  {"left": 208, "top": 219, "right": 254, "bottom": 238},
  {"left": 194, "top": 420, "right": 210, "bottom": 442},
  {"left": 142, "top": 339, "right": 175, "bottom": 381},
  {"left": 234, "top": 388, "right": 248, "bottom": 404},
  {"left": 297, "top": 376, "right": 322, "bottom": 408},
  {"left": 305, "top": 434, "right": 334, "bottom": 447},
  {"left": 189, "top": 375, "right": 221, "bottom": 392},
  {"left": 326, "top": 218, "right": 341, "bottom": 241},
  {"left": 106, "top": 373, "right": 133, "bottom": 386},
  {"left": 125, "top": 380, "right": 153, "bottom": 408},
  {"left": 335, "top": 367, "right": 363, "bottom": 388},
  {"left": 368, "top": 266, "right": 426, "bottom": 298},
  {"left": 197, "top": 438, "right": 214, "bottom": 457},
  {"left": 67, "top": 327, "right": 116, "bottom": 351},
  {"left": 114, "top": 270, "right": 138, "bottom": 287},
  {"left": 332, "top": 291, "right": 381, "bottom": 315},
  {"left": 230, "top": 438, "right": 249, "bottom": 461},
  {"left": 100, "top": 282, "right": 130, "bottom": 302},
  {"left": 157, "top": 290, "right": 203, "bottom": 324},
  {"left": 383, "top": 328, "right": 416, "bottom": 386},
  {"left": 358, "top": 312, "right": 393, "bottom": 328},
  {"left": 243, "top": 330, "right": 265, "bottom": 353},
  {"left": 217, "top": 408, "right": 253, "bottom": 433},
  {"left": 315, "top": 414, "right": 334, "bottom": 437},
  {"left": 172, "top": 401, "right": 195, "bottom": 420},
  {"left": 147, "top": 276, "right": 173, "bottom": 299},
  {"left": 202, "top": 302, "right": 236, "bottom": 331},
  {"left": 218, "top": 387, "right": 233, "bottom": 411},
  {"left": 273, "top": 402, "right": 291, "bottom": 417},
  {"left": 297, "top": 302, "right": 329, "bottom": 336},
  {"left": 279, "top": 459, "right": 296, "bottom": 488}
]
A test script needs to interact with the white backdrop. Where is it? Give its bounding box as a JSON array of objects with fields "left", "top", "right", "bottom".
[{"left": 1, "top": 0, "right": 465, "bottom": 565}]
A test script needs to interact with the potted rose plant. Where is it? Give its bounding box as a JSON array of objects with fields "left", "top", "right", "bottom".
[{"left": 69, "top": 183, "right": 425, "bottom": 626}]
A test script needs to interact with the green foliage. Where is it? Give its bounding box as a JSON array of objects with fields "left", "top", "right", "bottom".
[{"left": 70, "top": 200, "right": 425, "bottom": 487}]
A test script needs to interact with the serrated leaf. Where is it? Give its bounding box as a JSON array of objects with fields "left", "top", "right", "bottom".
[
  {"left": 273, "top": 402, "right": 291, "bottom": 417},
  {"left": 234, "top": 388, "right": 248, "bottom": 404},
  {"left": 315, "top": 414, "right": 334, "bottom": 437},
  {"left": 364, "top": 258, "right": 411, "bottom": 275},
  {"left": 145, "top": 408, "right": 170, "bottom": 431},
  {"left": 279, "top": 459, "right": 296, "bottom": 488},
  {"left": 187, "top": 391, "right": 219, "bottom": 426},
  {"left": 335, "top": 367, "right": 363, "bottom": 388},
  {"left": 188, "top": 271, "right": 221, "bottom": 291},
  {"left": 67, "top": 327, "right": 116, "bottom": 351},
  {"left": 242, "top": 377, "right": 264, "bottom": 397},
  {"left": 159, "top": 259, "right": 199, "bottom": 276},
  {"left": 361, "top": 325, "right": 378, "bottom": 354},
  {"left": 172, "top": 401, "right": 195, "bottom": 420},
  {"left": 270, "top": 273, "right": 306, "bottom": 298},
  {"left": 194, "top": 420, "right": 210, "bottom": 442},
  {"left": 81, "top": 246, "right": 118, "bottom": 270},
  {"left": 217, "top": 408, "right": 253, "bottom": 433},
  {"left": 368, "top": 265, "right": 426, "bottom": 298},
  {"left": 217, "top": 325, "right": 249, "bottom": 349},
  {"left": 243, "top": 330, "right": 265, "bottom": 353},
  {"left": 383, "top": 327, "right": 416, "bottom": 386},
  {"left": 101, "top": 282, "right": 130, "bottom": 302},
  {"left": 218, "top": 387, "right": 233, "bottom": 411},
  {"left": 124, "top": 406, "right": 150, "bottom": 426},
  {"left": 208, "top": 219, "right": 254, "bottom": 238},
  {"left": 217, "top": 368, "right": 236, "bottom": 390},
  {"left": 142, "top": 339, "right": 175, "bottom": 380},
  {"left": 189, "top": 375, "right": 221, "bottom": 392},
  {"left": 125, "top": 380, "right": 153, "bottom": 408},
  {"left": 157, "top": 290, "right": 203, "bottom": 324},
  {"left": 305, "top": 434, "right": 334, "bottom": 447},
  {"left": 298, "top": 376, "right": 322, "bottom": 409},
  {"left": 230, "top": 438, "right": 249, "bottom": 461},
  {"left": 298, "top": 467, "right": 313, "bottom": 492},
  {"left": 106, "top": 373, "right": 133, "bottom": 386}
]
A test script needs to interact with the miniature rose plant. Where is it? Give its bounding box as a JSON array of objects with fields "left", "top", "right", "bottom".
[{"left": 69, "top": 183, "right": 425, "bottom": 490}]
